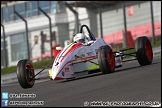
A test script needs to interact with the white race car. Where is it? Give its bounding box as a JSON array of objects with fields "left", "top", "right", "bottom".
[{"left": 16, "top": 24, "right": 153, "bottom": 89}]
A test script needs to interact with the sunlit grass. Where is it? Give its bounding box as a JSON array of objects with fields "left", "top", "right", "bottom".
[
  {"left": 151, "top": 40, "right": 161, "bottom": 48},
  {"left": 1, "top": 59, "right": 54, "bottom": 75}
]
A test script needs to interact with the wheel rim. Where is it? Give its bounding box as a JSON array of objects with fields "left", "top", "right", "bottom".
[
  {"left": 145, "top": 41, "right": 152, "bottom": 60},
  {"left": 26, "top": 64, "right": 34, "bottom": 84},
  {"left": 107, "top": 49, "right": 115, "bottom": 69}
]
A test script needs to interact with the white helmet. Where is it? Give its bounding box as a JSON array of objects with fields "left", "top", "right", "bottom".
[{"left": 73, "top": 33, "right": 86, "bottom": 43}]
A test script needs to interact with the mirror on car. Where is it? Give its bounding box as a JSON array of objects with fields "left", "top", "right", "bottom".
[{"left": 87, "top": 41, "right": 94, "bottom": 45}]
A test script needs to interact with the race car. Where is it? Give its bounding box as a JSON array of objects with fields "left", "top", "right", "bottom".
[{"left": 16, "top": 24, "right": 153, "bottom": 89}]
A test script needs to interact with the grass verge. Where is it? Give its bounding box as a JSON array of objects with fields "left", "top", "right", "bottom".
[{"left": 1, "top": 59, "right": 53, "bottom": 75}]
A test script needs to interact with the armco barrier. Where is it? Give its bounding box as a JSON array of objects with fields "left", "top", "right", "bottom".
[
  {"left": 153, "top": 46, "right": 161, "bottom": 57},
  {"left": 1, "top": 46, "right": 161, "bottom": 84}
]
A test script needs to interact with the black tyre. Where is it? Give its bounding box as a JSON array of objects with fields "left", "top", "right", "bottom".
[
  {"left": 17, "top": 59, "right": 35, "bottom": 89},
  {"left": 135, "top": 36, "right": 153, "bottom": 66},
  {"left": 98, "top": 45, "right": 115, "bottom": 74}
]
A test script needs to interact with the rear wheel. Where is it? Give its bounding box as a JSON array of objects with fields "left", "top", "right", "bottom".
[
  {"left": 135, "top": 36, "right": 153, "bottom": 66},
  {"left": 17, "top": 59, "right": 35, "bottom": 89},
  {"left": 98, "top": 45, "right": 115, "bottom": 74}
]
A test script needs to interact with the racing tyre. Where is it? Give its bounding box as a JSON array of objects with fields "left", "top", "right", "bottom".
[
  {"left": 135, "top": 36, "right": 153, "bottom": 66},
  {"left": 17, "top": 59, "right": 35, "bottom": 89},
  {"left": 98, "top": 45, "right": 115, "bottom": 74}
]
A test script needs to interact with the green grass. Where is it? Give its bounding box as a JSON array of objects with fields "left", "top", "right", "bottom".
[
  {"left": 1, "top": 59, "right": 54, "bottom": 75},
  {"left": 1, "top": 66, "right": 17, "bottom": 75},
  {"left": 32, "top": 59, "right": 53, "bottom": 68},
  {"left": 151, "top": 40, "right": 161, "bottom": 48}
]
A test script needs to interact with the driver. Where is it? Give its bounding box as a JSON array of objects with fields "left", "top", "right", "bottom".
[{"left": 73, "top": 33, "right": 86, "bottom": 44}]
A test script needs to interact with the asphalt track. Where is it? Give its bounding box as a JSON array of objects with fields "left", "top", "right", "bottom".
[{"left": 1, "top": 57, "right": 161, "bottom": 107}]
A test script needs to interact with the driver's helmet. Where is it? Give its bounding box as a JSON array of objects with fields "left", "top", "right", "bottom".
[{"left": 73, "top": 33, "right": 86, "bottom": 43}]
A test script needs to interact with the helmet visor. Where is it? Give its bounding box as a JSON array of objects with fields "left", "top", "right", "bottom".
[{"left": 76, "top": 39, "right": 85, "bottom": 43}]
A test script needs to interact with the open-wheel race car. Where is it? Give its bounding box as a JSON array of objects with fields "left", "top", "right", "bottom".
[{"left": 16, "top": 24, "right": 153, "bottom": 89}]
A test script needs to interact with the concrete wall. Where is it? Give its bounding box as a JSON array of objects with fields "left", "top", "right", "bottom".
[
  {"left": 56, "top": 23, "right": 69, "bottom": 47},
  {"left": 153, "top": 1, "right": 161, "bottom": 22},
  {"left": 87, "top": 9, "right": 98, "bottom": 37},
  {"left": 96, "top": 1, "right": 161, "bottom": 37}
]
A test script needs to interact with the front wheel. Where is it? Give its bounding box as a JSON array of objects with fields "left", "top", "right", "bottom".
[
  {"left": 98, "top": 45, "right": 115, "bottom": 74},
  {"left": 17, "top": 59, "right": 35, "bottom": 89},
  {"left": 135, "top": 36, "right": 153, "bottom": 66}
]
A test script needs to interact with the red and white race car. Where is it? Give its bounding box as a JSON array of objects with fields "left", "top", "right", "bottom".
[{"left": 16, "top": 24, "right": 153, "bottom": 89}]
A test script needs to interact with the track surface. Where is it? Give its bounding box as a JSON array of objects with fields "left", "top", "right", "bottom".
[{"left": 1, "top": 58, "right": 161, "bottom": 107}]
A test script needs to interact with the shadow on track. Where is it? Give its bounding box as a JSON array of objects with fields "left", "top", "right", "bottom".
[
  {"left": 59, "top": 61, "right": 161, "bottom": 83},
  {"left": 61, "top": 72, "right": 103, "bottom": 83},
  {"left": 114, "top": 61, "right": 161, "bottom": 73}
]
